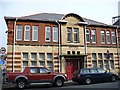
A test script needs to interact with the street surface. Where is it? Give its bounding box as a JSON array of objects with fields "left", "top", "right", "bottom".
[{"left": 2, "top": 81, "right": 120, "bottom": 90}]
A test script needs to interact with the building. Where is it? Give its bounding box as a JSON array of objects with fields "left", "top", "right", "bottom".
[{"left": 5, "top": 13, "right": 119, "bottom": 80}]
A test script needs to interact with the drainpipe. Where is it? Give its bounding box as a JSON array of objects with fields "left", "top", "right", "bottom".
[
  {"left": 116, "top": 26, "right": 120, "bottom": 74},
  {"left": 12, "top": 18, "right": 17, "bottom": 72},
  {"left": 55, "top": 20, "right": 61, "bottom": 73}
]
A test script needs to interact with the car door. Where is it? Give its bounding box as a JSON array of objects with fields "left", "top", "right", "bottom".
[
  {"left": 39, "top": 67, "right": 54, "bottom": 82},
  {"left": 29, "top": 67, "right": 41, "bottom": 83},
  {"left": 89, "top": 68, "right": 98, "bottom": 82}
]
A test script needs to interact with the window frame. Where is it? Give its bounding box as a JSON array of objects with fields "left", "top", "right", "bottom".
[
  {"left": 86, "top": 29, "right": 90, "bottom": 43},
  {"left": 91, "top": 30, "right": 96, "bottom": 43},
  {"left": 32, "top": 26, "right": 38, "bottom": 41},
  {"left": 24, "top": 25, "right": 30, "bottom": 41},
  {"left": 73, "top": 28, "right": 79, "bottom": 42},
  {"left": 106, "top": 31, "right": 111, "bottom": 44},
  {"left": 67, "top": 27, "right": 72, "bottom": 42},
  {"left": 16, "top": 25, "right": 22, "bottom": 41},
  {"left": 45, "top": 26, "right": 51, "bottom": 42},
  {"left": 53, "top": 26, "right": 58, "bottom": 42},
  {"left": 101, "top": 31, "right": 105, "bottom": 44}
]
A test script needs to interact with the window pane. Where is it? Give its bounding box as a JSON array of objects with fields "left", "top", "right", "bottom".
[
  {"left": 45, "top": 26, "right": 51, "bottom": 41},
  {"left": 92, "top": 61, "right": 97, "bottom": 68},
  {"left": 110, "top": 60, "right": 114, "bottom": 69},
  {"left": 47, "top": 61, "right": 53, "bottom": 71},
  {"left": 67, "top": 27, "right": 72, "bottom": 42},
  {"left": 92, "top": 53, "right": 96, "bottom": 59},
  {"left": 86, "top": 29, "right": 90, "bottom": 42},
  {"left": 39, "top": 53, "right": 45, "bottom": 60},
  {"left": 24, "top": 25, "right": 30, "bottom": 41},
  {"left": 104, "top": 60, "right": 108, "bottom": 70},
  {"left": 39, "top": 61, "right": 45, "bottom": 67},
  {"left": 112, "top": 31, "right": 116, "bottom": 44},
  {"left": 22, "top": 53, "right": 28, "bottom": 60},
  {"left": 47, "top": 53, "right": 53, "bottom": 60},
  {"left": 16, "top": 25, "right": 22, "bottom": 40},
  {"left": 98, "top": 53, "right": 102, "bottom": 59},
  {"left": 53, "top": 27, "right": 58, "bottom": 42},
  {"left": 32, "top": 26, "right": 38, "bottom": 41},
  {"left": 91, "top": 30, "right": 96, "bottom": 43},
  {"left": 106, "top": 31, "right": 111, "bottom": 44},
  {"left": 101, "top": 31, "right": 105, "bottom": 44},
  {"left": 98, "top": 60, "right": 103, "bottom": 68},
  {"left": 31, "top": 53, "right": 37, "bottom": 60},
  {"left": 74, "top": 28, "right": 79, "bottom": 42},
  {"left": 31, "top": 61, "right": 37, "bottom": 66},
  {"left": 23, "top": 61, "right": 28, "bottom": 66}
]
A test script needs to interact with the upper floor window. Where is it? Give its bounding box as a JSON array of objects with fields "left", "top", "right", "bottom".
[
  {"left": 24, "top": 25, "right": 30, "bottom": 41},
  {"left": 106, "top": 31, "right": 111, "bottom": 44},
  {"left": 45, "top": 26, "right": 51, "bottom": 42},
  {"left": 67, "top": 27, "right": 72, "bottom": 42},
  {"left": 16, "top": 25, "right": 22, "bottom": 41},
  {"left": 111, "top": 31, "right": 116, "bottom": 44},
  {"left": 73, "top": 28, "right": 79, "bottom": 42},
  {"left": 47, "top": 53, "right": 53, "bottom": 60},
  {"left": 32, "top": 26, "right": 38, "bottom": 41},
  {"left": 53, "top": 27, "right": 58, "bottom": 42},
  {"left": 91, "top": 30, "right": 96, "bottom": 43},
  {"left": 101, "top": 31, "right": 105, "bottom": 44},
  {"left": 86, "top": 29, "right": 90, "bottom": 42},
  {"left": 31, "top": 53, "right": 37, "bottom": 60}
]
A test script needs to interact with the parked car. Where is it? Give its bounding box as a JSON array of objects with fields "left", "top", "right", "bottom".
[
  {"left": 72, "top": 68, "right": 118, "bottom": 85},
  {"left": 5, "top": 67, "right": 68, "bottom": 89}
]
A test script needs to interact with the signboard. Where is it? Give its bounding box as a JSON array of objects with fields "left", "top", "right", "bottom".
[
  {"left": 0, "top": 60, "right": 4, "bottom": 65},
  {"left": 0, "top": 47, "right": 6, "bottom": 54}
]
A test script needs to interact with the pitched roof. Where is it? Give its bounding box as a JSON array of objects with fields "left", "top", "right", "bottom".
[{"left": 4, "top": 13, "right": 115, "bottom": 27}]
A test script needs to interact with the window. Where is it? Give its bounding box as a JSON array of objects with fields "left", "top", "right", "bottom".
[
  {"left": 24, "top": 25, "right": 30, "bottom": 41},
  {"left": 77, "top": 51, "right": 80, "bottom": 54},
  {"left": 98, "top": 53, "right": 102, "bottom": 59},
  {"left": 104, "top": 60, "right": 108, "bottom": 70},
  {"left": 47, "top": 61, "right": 53, "bottom": 71},
  {"left": 22, "top": 61, "right": 28, "bottom": 71},
  {"left": 73, "top": 28, "right": 79, "bottom": 42},
  {"left": 110, "top": 60, "right": 114, "bottom": 69},
  {"left": 110, "top": 53, "right": 113, "bottom": 59},
  {"left": 16, "top": 25, "right": 22, "bottom": 40},
  {"left": 22, "top": 53, "right": 28, "bottom": 60},
  {"left": 101, "top": 31, "right": 105, "bottom": 44},
  {"left": 31, "top": 53, "right": 37, "bottom": 60},
  {"left": 72, "top": 51, "right": 75, "bottom": 54},
  {"left": 92, "top": 61, "right": 97, "bottom": 68},
  {"left": 30, "top": 68, "right": 38, "bottom": 73},
  {"left": 39, "top": 68, "right": 49, "bottom": 74},
  {"left": 80, "top": 69, "right": 89, "bottom": 74},
  {"left": 67, "top": 27, "right": 72, "bottom": 42},
  {"left": 104, "top": 53, "right": 107, "bottom": 59},
  {"left": 86, "top": 29, "right": 90, "bottom": 42},
  {"left": 106, "top": 31, "right": 111, "bottom": 44},
  {"left": 32, "top": 26, "right": 38, "bottom": 41},
  {"left": 98, "top": 60, "right": 103, "bottom": 68},
  {"left": 39, "top": 53, "right": 45, "bottom": 60},
  {"left": 91, "top": 30, "right": 96, "bottom": 43},
  {"left": 97, "top": 68, "right": 105, "bottom": 73},
  {"left": 112, "top": 31, "right": 116, "bottom": 44},
  {"left": 67, "top": 51, "right": 70, "bottom": 54},
  {"left": 47, "top": 53, "right": 53, "bottom": 60},
  {"left": 53, "top": 27, "right": 58, "bottom": 42},
  {"left": 45, "top": 26, "right": 51, "bottom": 42},
  {"left": 90, "top": 69, "right": 98, "bottom": 73},
  {"left": 31, "top": 61, "right": 37, "bottom": 66},
  {"left": 92, "top": 53, "right": 97, "bottom": 60},
  {"left": 39, "top": 61, "right": 45, "bottom": 67}
]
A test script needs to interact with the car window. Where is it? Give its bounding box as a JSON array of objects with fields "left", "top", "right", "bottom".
[
  {"left": 39, "top": 68, "right": 50, "bottom": 74},
  {"left": 30, "top": 68, "right": 38, "bottom": 74},
  {"left": 90, "top": 69, "right": 98, "bottom": 73},
  {"left": 81, "top": 69, "right": 89, "bottom": 74},
  {"left": 97, "top": 68, "right": 105, "bottom": 73}
]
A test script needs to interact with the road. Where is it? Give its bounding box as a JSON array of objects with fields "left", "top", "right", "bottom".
[{"left": 2, "top": 81, "right": 120, "bottom": 90}]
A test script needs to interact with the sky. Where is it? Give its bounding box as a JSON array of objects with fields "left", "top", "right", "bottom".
[{"left": 0, "top": 0, "right": 120, "bottom": 49}]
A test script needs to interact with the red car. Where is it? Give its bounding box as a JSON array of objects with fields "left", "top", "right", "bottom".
[{"left": 5, "top": 67, "right": 68, "bottom": 89}]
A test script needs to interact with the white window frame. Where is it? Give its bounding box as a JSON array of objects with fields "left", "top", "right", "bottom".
[
  {"left": 32, "top": 26, "right": 38, "bottom": 41},
  {"left": 101, "top": 31, "right": 105, "bottom": 44},
  {"left": 16, "top": 25, "right": 22, "bottom": 41},
  {"left": 106, "top": 31, "right": 111, "bottom": 44},
  {"left": 91, "top": 30, "right": 96, "bottom": 43},
  {"left": 111, "top": 31, "right": 116, "bottom": 44},
  {"left": 67, "top": 27, "right": 72, "bottom": 42},
  {"left": 45, "top": 26, "right": 51, "bottom": 42},
  {"left": 53, "top": 26, "right": 58, "bottom": 42},
  {"left": 86, "top": 29, "right": 90, "bottom": 43},
  {"left": 73, "top": 28, "right": 79, "bottom": 42},
  {"left": 24, "top": 25, "right": 30, "bottom": 41}
]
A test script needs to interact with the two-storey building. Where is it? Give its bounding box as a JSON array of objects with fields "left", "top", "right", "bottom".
[{"left": 5, "top": 13, "right": 119, "bottom": 80}]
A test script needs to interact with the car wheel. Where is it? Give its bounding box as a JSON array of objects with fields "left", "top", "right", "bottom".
[
  {"left": 17, "top": 79, "right": 26, "bottom": 89},
  {"left": 111, "top": 75, "right": 117, "bottom": 82},
  {"left": 85, "top": 78, "right": 92, "bottom": 85},
  {"left": 54, "top": 78, "right": 64, "bottom": 87}
]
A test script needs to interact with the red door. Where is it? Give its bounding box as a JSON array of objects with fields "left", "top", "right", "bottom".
[{"left": 66, "top": 61, "right": 78, "bottom": 80}]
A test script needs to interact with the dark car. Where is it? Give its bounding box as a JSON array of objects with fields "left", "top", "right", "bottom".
[{"left": 72, "top": 68, "right": 118, "bottom": 85}]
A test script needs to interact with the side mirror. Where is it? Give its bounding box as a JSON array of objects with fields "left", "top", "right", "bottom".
[{"left": 47, "top": 71, "right": 51, "bottom": 74}]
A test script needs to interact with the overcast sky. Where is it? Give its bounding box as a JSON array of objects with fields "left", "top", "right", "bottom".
[{"left": 0, "top": 0, "right": 119, "bottom": 48}]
